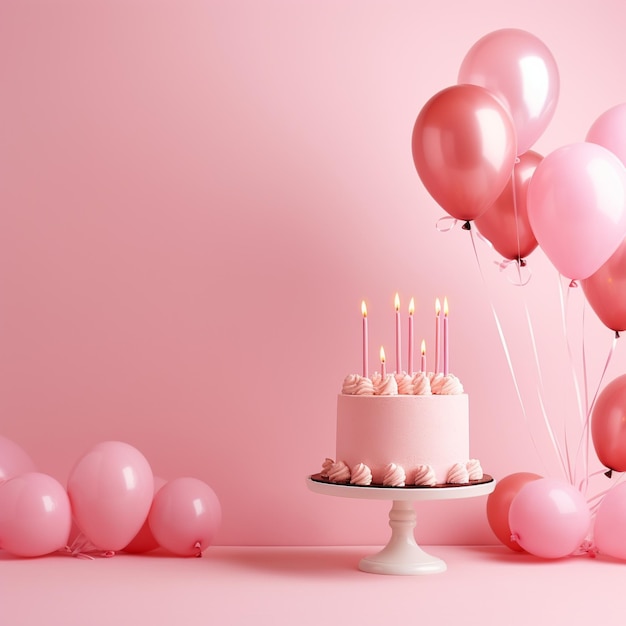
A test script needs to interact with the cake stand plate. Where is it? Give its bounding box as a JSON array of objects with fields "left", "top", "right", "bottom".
[{"left": 306, "top": 474, "right": 495, "bottom": 576}]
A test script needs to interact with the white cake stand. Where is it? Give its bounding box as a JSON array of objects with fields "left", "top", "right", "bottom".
[{"left": 306, "top": 474, "right": 495, "bottom": 576}]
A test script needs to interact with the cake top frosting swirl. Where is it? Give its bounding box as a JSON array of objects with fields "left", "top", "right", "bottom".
[{"left": 341, "top": 371, "right": 462, "bottom": 395}]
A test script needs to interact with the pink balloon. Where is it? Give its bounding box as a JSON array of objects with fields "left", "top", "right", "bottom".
[
  {"left": 0, "top": 472, "right": 71, "bottom": 557},
  {"left": 67, "top": 441, "right": 154, "bottom": 551},
  {"left": 591, "top": 374, "right": 626, "bottom": 473},
  {"left": 509, "top": 478, "right": 591, "bottom": 558},
  {"left": 122, "top": 476, "right": 167, "bottom": 554},
  {"left": 582, "top": 237, "right": 626, "bottom": 332},
  {"left": 412, "top": 83, "right": 517, "bottom": 222},
  {"left": 527, "top": 142, "right": 626, "bottom": 280},
  {"left": 586, "top": 103, "right": 626, "bottom": 167},
  {"left": 458, "top": 28, "right": 559, "bottom": 155},
  {"left": 475, "top": 151, "right": 542, "bottom": 261},
  {"left": 0, "top": 435, "right": 37, "bottom": 484},
  {"left": 149, "top": 477, "right": 221, "bottom": 557},
  {"left": 486, "top": 472, "right": 542, "bottom": 551},
  {"left": 594, "top": 483, "right": 626, "bottom": 559}
]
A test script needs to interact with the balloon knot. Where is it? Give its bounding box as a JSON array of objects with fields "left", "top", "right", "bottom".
[
  {"left": 510, "top": 533, "right": 519, "bottom": 544},
  {"left": 518, "top": 258, "right": 527, "bottom": 267},
  {"left": 605, "top": 468, "right": 614, "bottom": 478},
  {"left": 616, "top": 331, "right": 620, "bottom": 339},
  {"left": 194, "top": 541, "right": 203, "bottom": 558},
  {"left": 569, "top": 279, "right": 579, "bottom": 288},
  {"left": 462, "top": 221, "right": 471, "bottom": 231}
]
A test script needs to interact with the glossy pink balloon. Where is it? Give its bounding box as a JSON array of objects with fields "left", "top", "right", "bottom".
[
  {"left": 0, "top": 472, "right": 71, "bottom": 557},
  {"left": 0, "top": 435, "right": 37, "bottom": 484},
  {"left": 586, "top": 103, "right": 626, "bottom": 167},
  {"left": 509, "top": 478, "right": 591, "bottom": 558},
  {"left": 527, "top": 142, "right": 626, "bottom": 280},
  {"left": 149, "top": 477, "right": 221, "bottom": 557},
  {"left": 412, "top": 83, "right": 517, "bottom": 222},
  {"left": 458, "top": 28, "right": 559, "bottom": 155},
  {"left": 67, "top": 441, "right": 154, "bottom": 551},
  {"left": 594, "top": 483, "right": 626, "bottom": 559},
  {"left": 582, "top": 237, "right": 626, "bottom": 331},
  {"left": 475, "top": 151, "right": 542, "bottom": 261},
  {"left": 486, "top": 472, "right": 542, "bottom": 551},
  {"left": 591, "top": 374, "right": 626, "bottom": 473},
  {"left": 122, "top": 476, "right": 167, "bottom": 554}
]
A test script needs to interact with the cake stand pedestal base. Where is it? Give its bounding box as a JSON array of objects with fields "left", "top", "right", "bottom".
[
  {"left": 306, "top": 474, "right": 495, "bottom": 575},
  {"left": 359, "top": 500, "right": 445, "bottom": 575}
]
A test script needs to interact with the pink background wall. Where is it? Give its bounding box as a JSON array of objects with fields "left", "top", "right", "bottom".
[{"left": 2, "top": 0, "right": 626, "bottom": 546}]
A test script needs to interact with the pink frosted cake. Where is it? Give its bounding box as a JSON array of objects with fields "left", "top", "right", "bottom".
[{"left": 319, "top": 371, "right": 484, "bottom": 487}]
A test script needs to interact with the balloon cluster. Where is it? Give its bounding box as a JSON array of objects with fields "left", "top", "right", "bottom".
[
  {"left": 412, "top": 28, "right": 626, "bottom": 308},
  {"left": 412, "top": 29, "right": 626, "bottom": 560},
  {"left": 0, "top": 436, "right": 221, "bottom": 559}
]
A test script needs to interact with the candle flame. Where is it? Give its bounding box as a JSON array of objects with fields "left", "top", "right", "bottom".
[
  {"left": 379, "top": 346, "right": 386, "bottom": 363},
  {"left": 435, "top": 297, "right": 441, "bottom": 316},
  {"left": 408, "top": 297, "right": 415, "bottom": 316},
  {"left": 394, "top": 292, "right": 400, "bottom": 312},
  {"left": 361, "top": 300, "right": 367, "bottom": 318},
  {"left": 421, "top": 339, "right": 426, "bottom": 355},
  {"left": 444, "top": 296, "right": 449, "bottom": 317}
]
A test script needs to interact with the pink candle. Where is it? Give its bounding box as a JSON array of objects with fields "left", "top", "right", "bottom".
[
  {"left": 434, "top": 298, "right": 441, "bottom": 374},
  {"left": 361, "top": 300, "right": 368, "bottom": 378},
  {"left": 380, "top": 346, "right": 386, "bottom": 378},
  {"left": 420, "top": 339, "right": 426, "bottom": 373},
  {"left": 408, "top": 297, "right": 415, "bottom": 375},
  {"left": 443, "top": 297, "right": 449, "bottom": 376},
  {"left": 394, "top": 293, "right": 401, "bottom": 374}
]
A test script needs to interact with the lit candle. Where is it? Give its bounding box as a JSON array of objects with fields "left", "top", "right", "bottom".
[
  {"left": 408, "top": 297, "right": 415, "bottom": 375},
  {"left": 420, "top": 339, "right": 426, "bottom": 373},
  {"left": 394, "top": 293, "right": 401, "bottom": 374},
  {"left": 435, "top": 298, "right": 441, "bottom": 374},
  {"left": 380, "top": 346, "right": 386, "bottom": 378},
  {"left": 443, "top": 297, "right": 449, "bottom": 376},
  {"left": 361, "top": 300, "right": 368, "bottom": 378}
]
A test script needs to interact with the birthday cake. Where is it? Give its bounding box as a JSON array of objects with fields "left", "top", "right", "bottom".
[
  {"left": 316, "top": 295, "right": 484, "bottom": 488},
  {"left": 318, "top": 370, "right": 483, "bottom": 487}
]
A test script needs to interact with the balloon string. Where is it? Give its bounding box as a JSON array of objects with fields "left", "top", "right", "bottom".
[
  {"left": 435, "top": 216, "right": 458, "bottom": 232},
  {"left": 576, "top": 330, "right": 618, "bottom": 494},
  {"left": 468, "top": 228, "right": 558, "bottom": 477}
]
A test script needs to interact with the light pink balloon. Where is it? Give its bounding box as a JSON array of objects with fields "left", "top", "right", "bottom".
[
  {"left": 586, "top": 103, "right": 626, "bottom": 166},
  {"left": 0, "top": 472, "right": 71, "bottom": 557},
  {"left": 149, "top": 477, "right": 221, "bottom": 557},
  {"left": 67, "top": 441, "right": 154, "bottom": 551},
  {"left": 122, "top": 476, "right": 167, "bottom": 554},
  {"left": 0, "top": 435, "right": 37, "bottom": 484},
  {"left": 509, "top": 478, "right": 591, "bottom": 558},
  {"left": 458, "top": 28, "right": 559, "bottom": 155},
  {"left": 527, "top": 142, "right": 626, "bottom": 280},
  {"left": 594, "top": 482, "right": 626, "bottom": 559}
]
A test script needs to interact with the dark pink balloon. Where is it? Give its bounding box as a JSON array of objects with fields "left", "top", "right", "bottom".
[
  {"left": 412, "top": 84, "right": 517, "bottom": 222},
  {"left": 592, "top": 374, "right": 626, "bottom": 473},
  {"left": 122, "top": 476, "right": 167, "bottom": 554},
  {"left": 486, "top": 472, "right": 542, "bottom": 551},
  {"left": 475, "top": 151, "right": 542, "bottom": 261},
  {"left": 582, "top": 237, "right": 626, "bottom": 332},
  {"left": 459, "top": 28, "right": 559, "bottom": 155}
]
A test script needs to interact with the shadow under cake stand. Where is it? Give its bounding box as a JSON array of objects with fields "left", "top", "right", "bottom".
[{"left": 306, "top": 473, "right": 495, "bottom": 576}]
